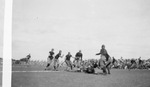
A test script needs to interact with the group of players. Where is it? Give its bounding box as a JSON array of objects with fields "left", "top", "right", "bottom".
[
  {"left": 45, "top": 44, "right": 112, "bottom": 74},
  {"left": 45, "top": 49, "right": 83, "bottom": 70}
]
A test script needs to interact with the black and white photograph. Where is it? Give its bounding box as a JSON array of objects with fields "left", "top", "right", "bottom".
[
  {"left": 11, "top": 0, "right": 150, "bottom": 87},
  {"left": 0, "top": 0, "right": 4, "bottom": 86}
]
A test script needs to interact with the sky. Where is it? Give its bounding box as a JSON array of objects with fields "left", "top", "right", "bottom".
[
  {"left": 12, "top": 0, "right": 150, "bottom": 61},
  {"left": 0, "top": 0, "right": 4, "bottom": 58}
]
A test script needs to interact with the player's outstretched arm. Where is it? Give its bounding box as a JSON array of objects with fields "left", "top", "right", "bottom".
[{"left": 96, "top": 53, "right": 101, "bottom": 55}]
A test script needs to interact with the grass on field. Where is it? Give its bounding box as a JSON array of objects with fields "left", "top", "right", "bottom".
[
  {"left": 0, "top": 66, "right": 2, "bottom": 87},
  {"left": 12, "top": 65, "right": 150, "bottom": 87}
]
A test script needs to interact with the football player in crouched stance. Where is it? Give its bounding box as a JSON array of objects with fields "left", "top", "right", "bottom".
[
  {"left": 53, "top": 50, "right": 64, "bottom": 71},
  {"left": 65, "top": 52, "right": 74, "bottom": 71},
  {"left": 73, "top": 50, "right": 83, "bottom": 68},
  {"left": 45, "top": 49, "right": 55, "bottom": 70}
]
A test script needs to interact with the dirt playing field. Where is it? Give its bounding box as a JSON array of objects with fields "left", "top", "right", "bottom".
[{"left": 12, "top": 65, "right": 150, "bottom": 87}]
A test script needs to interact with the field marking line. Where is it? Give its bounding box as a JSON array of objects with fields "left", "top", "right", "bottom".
[
  {"left": 11, "top": 70, "right": 64, "bottom": 73},
  {"left": 12, "top": 66, "right": 45, "bottom": 67}
]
